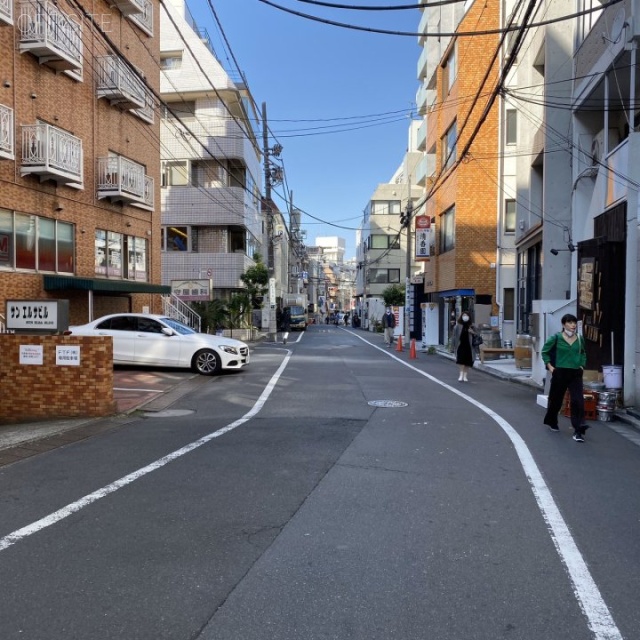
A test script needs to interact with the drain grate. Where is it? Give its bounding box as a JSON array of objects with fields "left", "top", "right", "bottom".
[{"left": 367, "top": 400, "right": 408, "bottom": 408}]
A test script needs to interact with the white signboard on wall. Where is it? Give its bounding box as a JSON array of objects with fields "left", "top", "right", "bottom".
[
  {"left": 20, "top": 345, "right": 43, "bottom": 365},
  {"left": 7, "top": 300, "right": 68, "bottom": 332},
  {"left": 56, "top": 346, "right": 81, "bottom": 366}
]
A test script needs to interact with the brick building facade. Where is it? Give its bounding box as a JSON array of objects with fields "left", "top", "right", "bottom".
[
  {"left": 0, "top": 0, "right": 167, "bottom": 329},
  {"left": 418, "top": 0, "right": 501, "bottom": 343}
]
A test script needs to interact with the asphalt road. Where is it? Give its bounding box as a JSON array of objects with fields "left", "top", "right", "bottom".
[{"left": 0, "top": 325, "right": 638, "bottom": 640}]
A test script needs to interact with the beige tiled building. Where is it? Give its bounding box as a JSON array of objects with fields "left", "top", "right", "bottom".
[
  {"left": 159, "top": 0, "right": 263, "bottom": 303},
  {"left": 0, "top": 0, "right": 166, "bottom": 327}
]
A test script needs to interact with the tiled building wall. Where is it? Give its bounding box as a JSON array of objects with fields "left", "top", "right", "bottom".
[{"left": 0, "top": 335, "right": 115, "bottom": 423}]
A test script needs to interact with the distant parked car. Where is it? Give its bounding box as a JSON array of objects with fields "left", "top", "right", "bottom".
[{"left": 68, "top": 313, "right": 250, "bottom": 375}]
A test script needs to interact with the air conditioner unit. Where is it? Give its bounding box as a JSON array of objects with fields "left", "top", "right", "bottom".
[{"left": 591, "top": 128, "right": 620, "bottom": 164}]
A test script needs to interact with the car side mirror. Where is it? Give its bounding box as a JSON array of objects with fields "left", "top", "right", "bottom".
[{"left": 161, "top": 327, "right": 175, "bottom": 336}]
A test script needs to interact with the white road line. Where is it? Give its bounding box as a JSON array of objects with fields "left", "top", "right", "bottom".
[
  {"left": 0, "top": 351, "right": 292, "bottom": 554},
  {"left": 352, "top": 332, "right": 623, "bottom": 640}
]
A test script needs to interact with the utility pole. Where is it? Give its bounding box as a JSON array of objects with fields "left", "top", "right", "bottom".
[
  {"left": 404, "top": 178, "right": 413, "bottom": 347},
  {"left": 361, "top": 256, "right": 368, "bottom": 330},
  {"left": 262, "top": 102, "right": 277, "bottom": 341}
]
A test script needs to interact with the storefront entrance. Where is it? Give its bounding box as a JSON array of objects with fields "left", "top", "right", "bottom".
[{"left": 577, "top": 203, "right": 626, "bottom": 371}]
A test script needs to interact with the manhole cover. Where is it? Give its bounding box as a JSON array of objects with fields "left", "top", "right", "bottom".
[
  {"left": 367, "top": 400, "right": 408, "bottom": 408},
  {"left": 142, "top": 409, "right": 195, "bottom": 418}
]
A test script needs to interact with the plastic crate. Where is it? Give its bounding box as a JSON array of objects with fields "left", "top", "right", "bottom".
[{"left": 563, "top": 391, "right": 597, "bottom": 421}]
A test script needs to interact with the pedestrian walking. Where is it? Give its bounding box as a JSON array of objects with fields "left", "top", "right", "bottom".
[
  {"left": 452, "top": 312, "right": 478, "bottom": 381},
  {"left": 280, "top": 308, "right": 291, "bottom": 344},
  {"left": 382, "top": 307, "right": 396, "bottom": 347},
  {"left": 541, "top": 313, "right": 588, "bottom": 442}
]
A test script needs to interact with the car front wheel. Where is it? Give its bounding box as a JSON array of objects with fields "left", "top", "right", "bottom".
[{"left": 192, "top": 349, "right": 221, "bottom": 375}]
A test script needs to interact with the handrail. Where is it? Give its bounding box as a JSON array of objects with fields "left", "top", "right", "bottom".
[{"left": 161, "top": 294, "right": 201, "bottom": 333}]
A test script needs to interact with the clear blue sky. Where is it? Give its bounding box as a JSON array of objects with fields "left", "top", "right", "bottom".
[{"left": 188, "top": 0, "right": 421, "bottom": 260}]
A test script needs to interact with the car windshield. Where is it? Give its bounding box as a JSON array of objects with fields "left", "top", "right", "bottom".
[{"left": 160, "top": 317, "right": 196, "bottom": 335}]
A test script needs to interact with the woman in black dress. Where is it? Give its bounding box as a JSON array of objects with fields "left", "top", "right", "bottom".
[{"left": 452, "top": 312, "right": 478, "bottom": 382}]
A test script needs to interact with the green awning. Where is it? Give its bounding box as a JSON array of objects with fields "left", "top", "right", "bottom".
[{"left": 43, "top": 275, "right": 171, "bottom": 294}]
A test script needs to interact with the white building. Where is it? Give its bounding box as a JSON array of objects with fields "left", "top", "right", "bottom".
[
  {"left": 159, "top": 0, "right": 263, "bottom": 303},
  {"left": 355, "top": 122, "right": 422, "bottom": 331},
  {"left": 315, "top": 237, "right": 346, "bottom": 264}
]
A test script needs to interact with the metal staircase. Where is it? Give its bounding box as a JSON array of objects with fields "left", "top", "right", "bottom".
[{"left": 161, "top": 294, "right": 202, "bottom": 333}]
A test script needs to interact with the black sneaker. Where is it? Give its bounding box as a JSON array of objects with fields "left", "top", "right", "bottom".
[
  {"left": 547, "top": 424, "right": 560, "bottom": 432},
  {"left": 573, "top": 432, "right": 585, "bottom": 443}
]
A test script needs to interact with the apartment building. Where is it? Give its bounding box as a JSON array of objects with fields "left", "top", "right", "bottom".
[
  {"left": 567, "top": 0, "right": 640, "bottom": 405},
  {"left": 355, "top": 122, "right": 422, "bottom": 331},
  {"left": 0, "top": 0, "right": 165, "bottom": 326},
  {"left": 416, "top": 0, "right": 500, "bottom": 346},
  {"left": 502, "top": 0, "right": 576, "bottom": 382},
  {"left": 159, "top": 0, "right": 262, "bottom": 304}
]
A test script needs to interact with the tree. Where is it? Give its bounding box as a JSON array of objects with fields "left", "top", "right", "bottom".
[
  {"left": 191, "top": 299, "right": 228, "bottom": 334},
  {"left": 226, "top": 292, "right": 252, "bottom": 335},
  {"left": 382, "top": 284, "right": 405, "bottom": 307},
  {"left": 240, "top": 253, "right": 269, "bottom": 308}
]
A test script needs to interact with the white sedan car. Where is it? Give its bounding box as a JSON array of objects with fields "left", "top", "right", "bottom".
[{"left": 69, "top": 313, "right": 250, "bottom": 376}]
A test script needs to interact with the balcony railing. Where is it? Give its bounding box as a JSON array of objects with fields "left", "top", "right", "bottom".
[
  {"left": 96, "top": 55, "right": 146, "bottom": 110},
  {"left": 132, "top": 90, "right": 155, "bottom": 124},
  {"left": 21, "top": 123, "right": 83, "bottom": 187},
  {"left": 18, "top": 0, "right": 83, "bottom": 73},
  {"left": 0, "top": 104, "right": 14, "bottom": 159},
  {"left": 110, "top": 0, "right": 144, "bottom": 17},
  {"left": 128, "top": 0, "right": 153, "bottom": 36},
  {"left": 0, "top": 0, "right": 13, "bottom": 25},
  {"left": 97, "top": 156, "right": 154, "bottom": 210}
]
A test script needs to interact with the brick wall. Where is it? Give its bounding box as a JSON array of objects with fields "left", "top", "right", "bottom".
[
  {"left": 0, "top": 1, "right": 162, "bottom": 325},
  {"left": 423, "top": 0, "right": 500, "bottom": 310},
  {"left": 0, "top": 335, "right": 115, "bottom": 423}
]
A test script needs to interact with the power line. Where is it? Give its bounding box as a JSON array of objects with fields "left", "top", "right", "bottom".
[{"left": 259, "top": 0, "right": 623, "bottom": 38}]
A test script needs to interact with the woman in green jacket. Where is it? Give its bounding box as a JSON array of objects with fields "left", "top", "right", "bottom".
[{"left": 541, "top": 314, "right": 588, "bottom": 442}]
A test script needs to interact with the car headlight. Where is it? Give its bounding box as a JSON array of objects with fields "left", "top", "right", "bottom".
[{"left": 221, "top": 345, "right": 239, "bottom": 355}]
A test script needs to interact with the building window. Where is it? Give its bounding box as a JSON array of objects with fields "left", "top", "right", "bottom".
[
  {"left": 505, "top": 199, "right": 516, "bottom": 233},
  {"left": 516, "top": 243, "right": 542, "bottom": 333},
  {"left": 503, "top": 288, "right": 515, "bottom": 321},
  {"left": 439, "top": 206, "right": 455, "bottom": 253},
  {"left": 38, "top": 217, "right": 56, "bottom": 272},
  {"left": 162, "top": 161, "right": 189, "bottom": 186},
  {"left": 368, "top": 268, "right": 400, "bottom": 284},
  {"left": 160, "top": 53, "right": 182, "bottom": 70},
  {"left": 371, "top": 200, "right": 401, "bottom": 215},
  {"left": 95, "top": 230, "right": 123, "bottom": 277},
  {"left": 444, "top": 44, "right": 457, "bottom": 93},
  {"left": 369, "top": 234, "right": 400, "bottom": 250},
  {"left": 166, "top": 226, "right": 189, "bottom": 251},
  {"left": 126, "top": 236, "right": 147, "bottom": 281},
  {"left": 506, "top": 109, "right": 517, "bottom": 145},
  {"left": 442, "top": 121, "right": 457, "bottom": 171},
  {"left": 191, "top": 160, "right": 221, "bottom": 188},
  {"left": 0, "top": 209, "right": 74, "bottom": 273}
]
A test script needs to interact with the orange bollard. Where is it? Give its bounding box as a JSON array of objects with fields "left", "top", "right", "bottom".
[
  {"left": 409, "top": 339, "right": 417, "bottom": 359},
  {"left": 396, "top": 334, "right": 403, "bottom": 352}
]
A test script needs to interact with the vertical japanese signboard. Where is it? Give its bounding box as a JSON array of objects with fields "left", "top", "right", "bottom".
[{"left": 414, "top": 215, "right": 431, "bottom": 261}]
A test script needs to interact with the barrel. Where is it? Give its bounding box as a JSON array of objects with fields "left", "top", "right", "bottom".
[
  {"left": 596, "top": 390, "right": 618, "bottom": 422},
  {"left": 480, "top": 329, "right": 501, "bottom": 360},
  {"left": 514, "top": 334, "right": 532, "bottom": 369}
]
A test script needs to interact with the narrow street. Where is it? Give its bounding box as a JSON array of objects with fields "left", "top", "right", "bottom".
[{"left": 0, "top": 325, "right": 638, "bottom": 640}]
